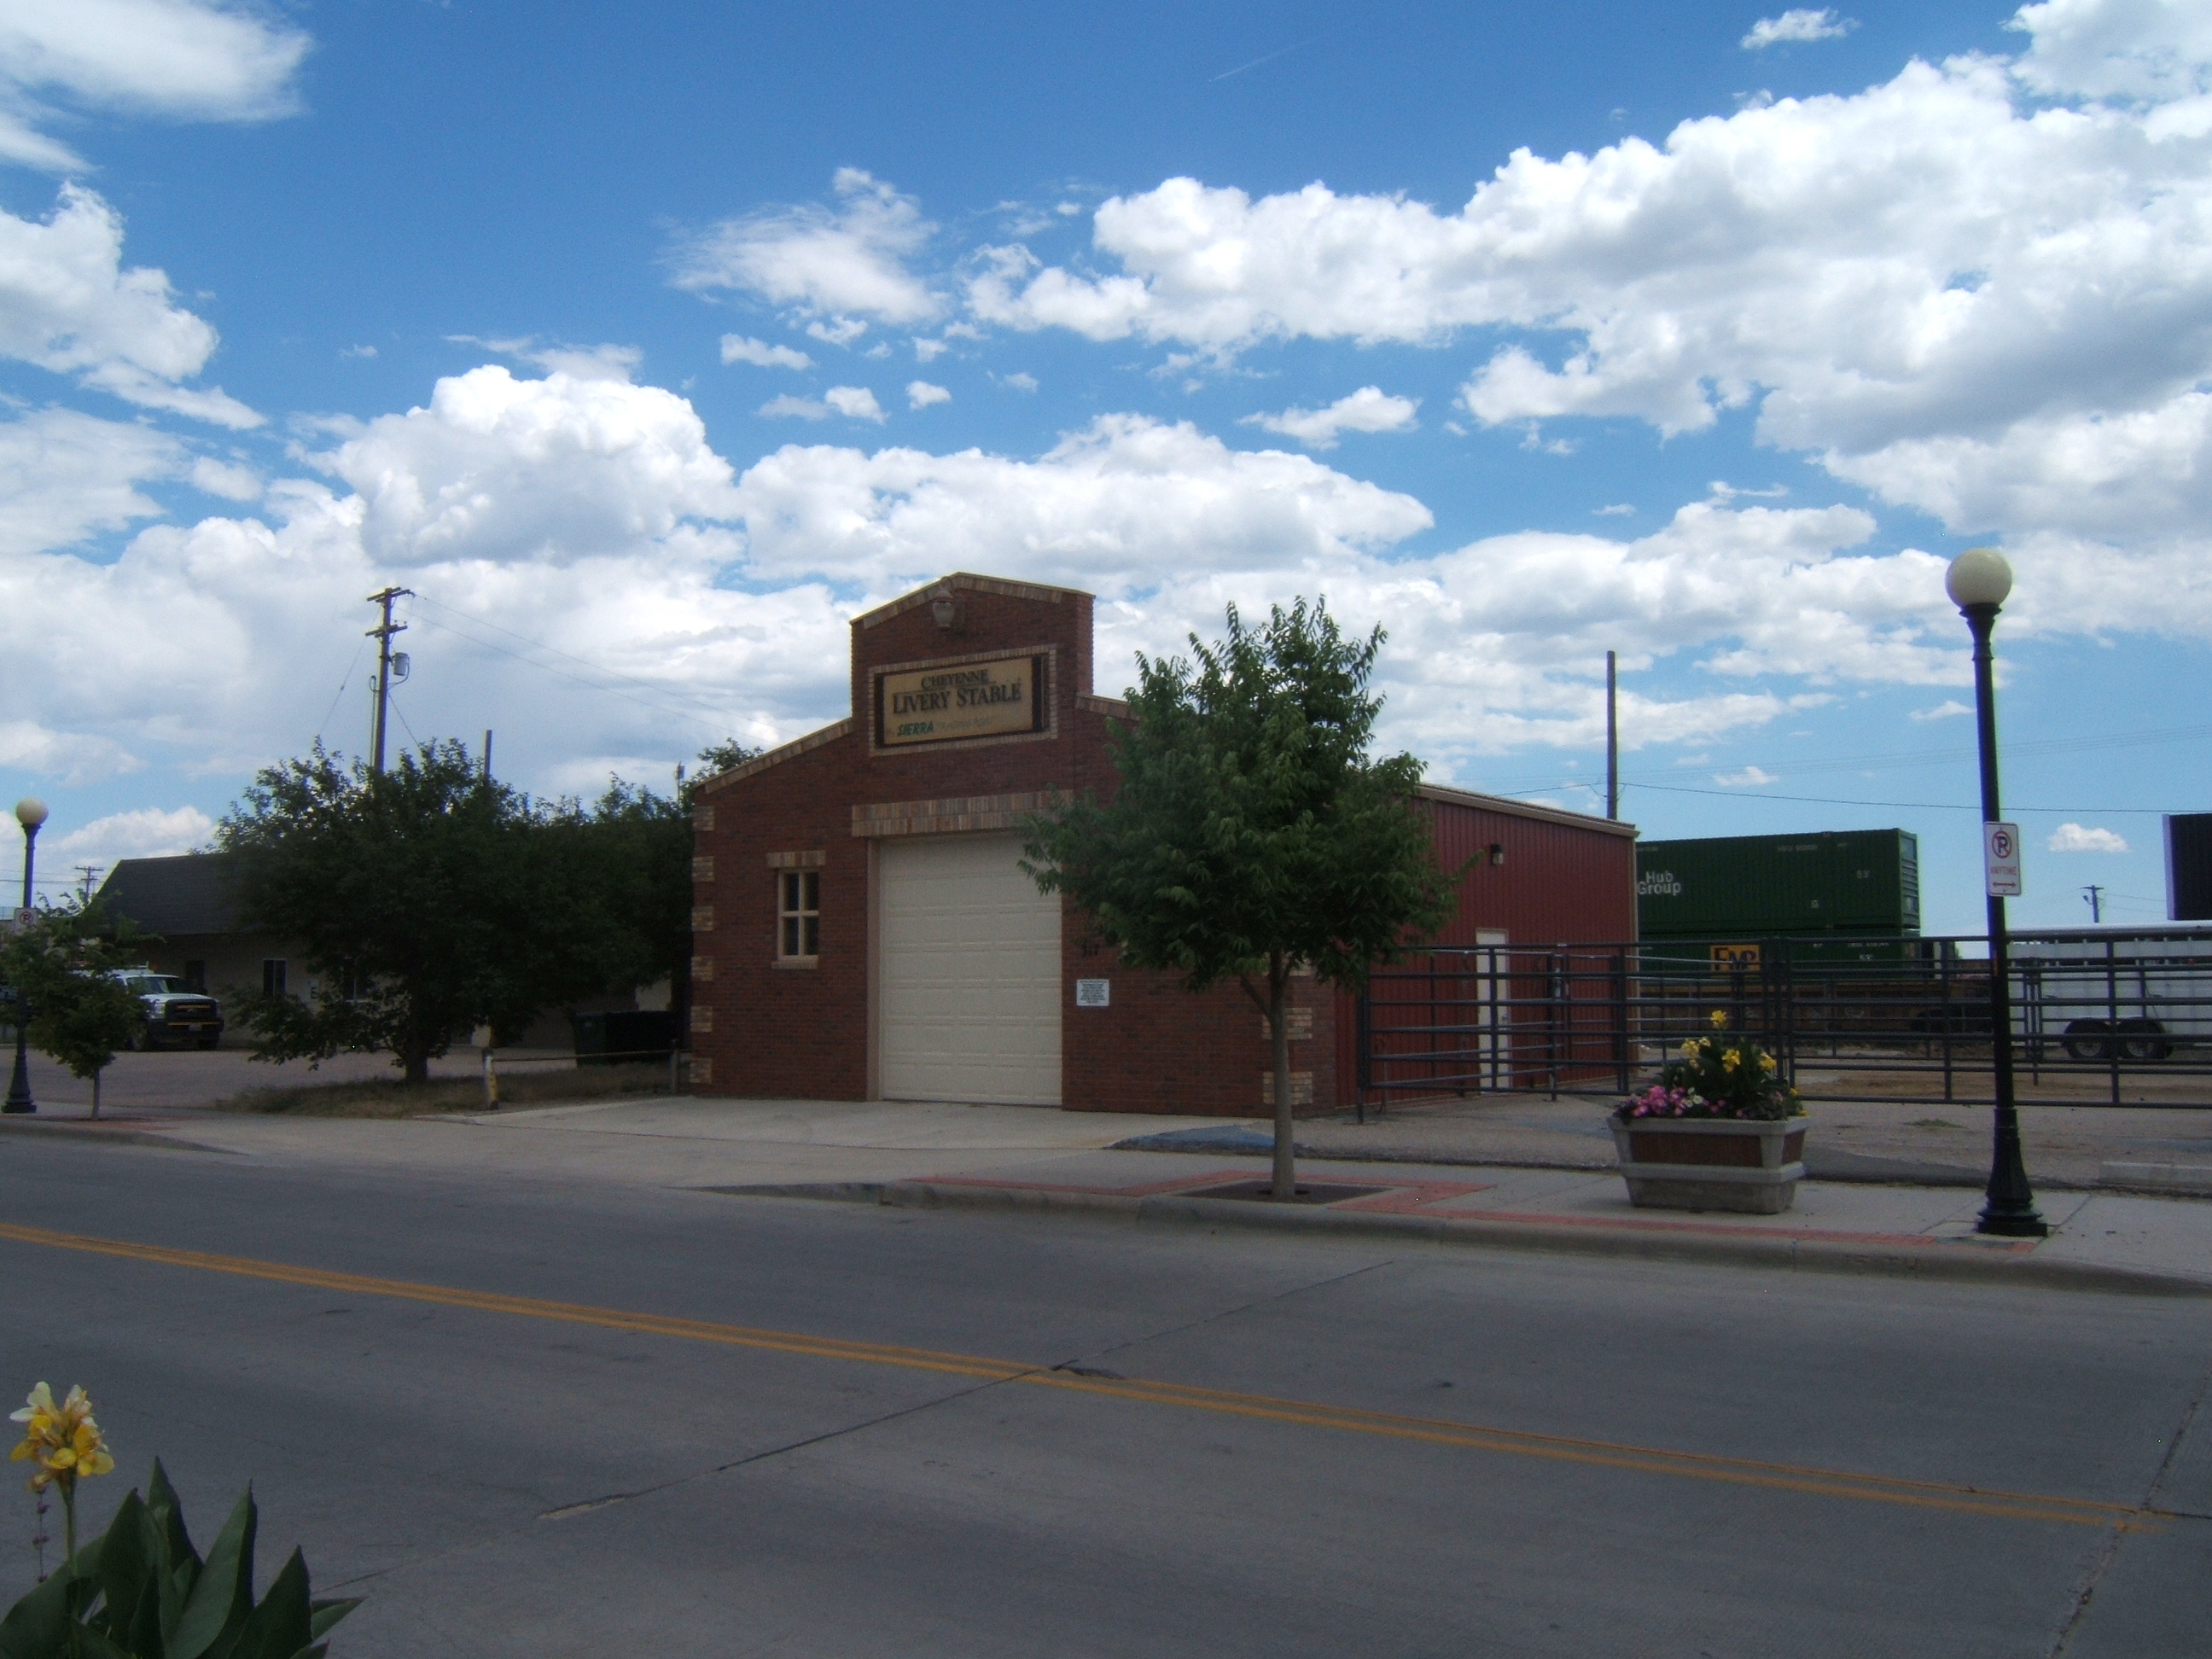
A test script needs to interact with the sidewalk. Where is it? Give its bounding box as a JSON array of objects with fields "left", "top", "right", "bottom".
[{"left": 5, "top": 1095, "right": 2209, "bottom": 1295}]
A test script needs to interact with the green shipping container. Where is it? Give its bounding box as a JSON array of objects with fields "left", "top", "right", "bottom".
[{"left": 1637, "top": 830, "right": 1920, "bottom": 940}]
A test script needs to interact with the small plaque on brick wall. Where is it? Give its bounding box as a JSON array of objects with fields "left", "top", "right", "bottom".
[
  {"left": 1260, "top": 1071, "right": 1314, "bottom": 1108},
  {"left": 1074, "top": 978, "right": 1110, "bottom": 1008},
  {"left": 689, "top": 1056, "right": 712, "bottom": 1086}
]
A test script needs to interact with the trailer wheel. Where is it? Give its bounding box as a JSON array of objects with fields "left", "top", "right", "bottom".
[
  {"left": 2118, "top": 1019, "right": 2171, "bottom": 1062},
  {"left": 2062, "top": 1020, "right": 2114, "bottom": 1062}
]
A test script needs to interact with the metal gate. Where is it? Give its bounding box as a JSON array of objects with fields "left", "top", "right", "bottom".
[{"left": 1353, "top": 929, "right": 2212, "bottom": 1113}]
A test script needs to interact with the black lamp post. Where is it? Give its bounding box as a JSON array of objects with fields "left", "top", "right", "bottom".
[
  {"left": 1945, "top": 550, "right": 2045, "bottom": 1237},
  {"left": 4, "top": 796, "right": 46, "bottom": 1115}
]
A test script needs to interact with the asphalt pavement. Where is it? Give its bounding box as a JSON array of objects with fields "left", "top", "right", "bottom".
[{"left": 0, "top": 1128, "right": 2204, "bottom": 1656}]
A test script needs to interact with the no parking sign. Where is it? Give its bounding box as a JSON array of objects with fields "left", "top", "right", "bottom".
[{"left": 1983, "top": 821, "right": 2023, "bottom": 897}]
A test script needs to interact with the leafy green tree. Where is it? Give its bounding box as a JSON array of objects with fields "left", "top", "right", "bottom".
[
  {"left": 565, "top": 733, "right": 762, "bottom": 1005},
  {"left": 1025, "top": 598, "right": 1452, "bottom": 1199},
  {"left": 688, "top": 736, "right": 762, "bottom": 789},
  {"left": 568, "top": 777, "right": 694, "bottom": 998},
  {"left": 0, "top": 900, "right": 149, "bottom": 1118},
  {"left": 220, "top": 741, "right": 608, "bottom": 1083}
]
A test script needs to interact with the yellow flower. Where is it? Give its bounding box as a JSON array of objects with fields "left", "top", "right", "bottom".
[
  {"left": 1708, "top": 1009, "right": 1728, "bottom": 1029},
  {"left": 1761, "top": 1053, "right": 1778, "bottom": 1074},
  {"left": 1678, "top": 1039, "right": 1698, "bottom": 1058},
  {"left": 9, "top": 1382, "right": 113, "bottom": 1493},
  {"left": 1722, "top": 1049, "right": 1742, "bottom": 1071}
]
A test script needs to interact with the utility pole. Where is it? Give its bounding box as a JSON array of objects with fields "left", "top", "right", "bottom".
[
  {"left": 2083, "top": 884, "right": 2104, "bottom": 923},
  {"left": 482, "top": 729, "right": 494, "bottom": 782},
  {"left": 73, "top": 864, "right": 101, "bottom": 905},
  {"left": 366, "top": 586, "right": 412, "bottom": 775},
  {"left": 1605, "top": 649, "right": 1619, "bottom": 820}
]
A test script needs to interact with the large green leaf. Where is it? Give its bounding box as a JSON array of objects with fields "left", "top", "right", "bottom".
[
  {"left": 88, "top": 1490, "right": 156, "bottom": 1656},
  {"left": 212, "top": 1551, "right": 311, "bottom": 1659},
  {"left": 304, "top": 1601, "right": 359, "bottom": 1643},
  {"left": 0, "top": 1569, "right": 78, "bottom": 1659},
  {"left": 144, "top": 1461, "right": 201, "bottom": 1643},
  {"left": 169, "top": 1490, "right": 256, "bottom": 1659}
]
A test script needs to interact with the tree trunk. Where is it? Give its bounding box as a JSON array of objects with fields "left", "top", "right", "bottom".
[
  {"left": 1270, "top": 955, "right": 1296, "bottom": 1201},
  {"left": 90, "top": 1067, "right": 101, "bottom": 1121},
  {"left": 401, "top": 1045, "right": 430, "bottom": 1086}
]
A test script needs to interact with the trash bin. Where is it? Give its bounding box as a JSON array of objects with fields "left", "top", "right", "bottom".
[
  {"left": 570, "top": 1010, "right": 677, "bottom": 1065},
  {"left": 569, "top": 1010, "right": 610, "bottom": 1064}
]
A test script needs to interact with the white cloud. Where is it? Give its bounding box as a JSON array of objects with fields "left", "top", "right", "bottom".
[
  {"left": 760, "top": 393, "right": 830, "bottom": 421},
  {"left": 1909, "top": 698, "right": 1972, "bottom": 720},
  {"left": 1241, "top": 386, "right": 1418, "bottom": 449},
  {"left": 997, "top": 371, "right": 1039, "bottom": 392},
  {"left": 669, "top": 168, "right": 940, "bottom": 325},
  {"left": 2048, "top": 822, "right": 2129, "bottom": 852},
  {"left": 522, "top": 342, "right": 640, "bottom": 382},
  {"left": 806, "top": 317, "right": 869, "bottom": 347},
  {"left": 720, "top": 335, "right": 813, "bottom": 370},
  {"left": 188, "top": 455, "right": 259, "bottom": 500},
  {"left": 0, "top": 720, "right": 141, "bottom": 785},
  {"left": 728, "top": 413, "right": 1432, "bottom": 596},
  {"left": 966, "top": 7, "right": 2212, "bottom": 578},
  {"left": 2011, "top": 0, "right": 2212, "bottom": 101},
  {"left": 824, "top": 385, "right": 886, "bottom": 422},
  {"left": 0, "top": 407, "right": 178, "bottom": 553},
  {"left": 1594, "top": 503, "right": 1635, "bottom": 516},
  {"left": 51, "top": 804, "right": 215, "bottom": 870},
  {"left": 1743, "top": 9, "right": 1857, "bottom": 49},
  {"left": 0, "top": 0, "right": 308, "bottom": 170},
  {"left": 913, "top": 337, "right": 950, "bottom": 363},
  {"left": 313, "top": 364, "right": 741, "bottom": 567},
  {"left": 0, "top": 185, "right": 259, "bottom": 426},
  {"left": 1714, "top": 765, "right": 1779, "bottom": 785},
  {"left": 0, "top": 366, "right": 841, "bottom": 788},
  {"left": 906, "top": 380, "right": 951, "bottom": 410},
  {"left": 340, "top": 343, "right": 376, "bottom": 359}
]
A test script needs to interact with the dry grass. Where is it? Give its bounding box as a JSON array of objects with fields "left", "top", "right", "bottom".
[{"left": 213, "top": 1062, "right": 679, "bottom": 1119}]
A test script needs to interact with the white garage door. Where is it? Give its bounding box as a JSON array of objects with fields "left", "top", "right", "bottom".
[{"left": 879, "top": 832, "right": 1062, "bottom": 1105}]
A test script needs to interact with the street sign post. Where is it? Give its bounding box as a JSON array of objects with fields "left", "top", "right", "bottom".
[{"left": 1984, "top": 821, "right": 2023, "bottom": 897}]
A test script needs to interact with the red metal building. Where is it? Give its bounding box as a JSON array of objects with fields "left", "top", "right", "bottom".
[{"left": 690, "top": 572, "right": 1636, "bottom": 1115}]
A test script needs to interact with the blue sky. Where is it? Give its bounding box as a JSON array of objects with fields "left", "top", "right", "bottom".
[{"left": 2, "top": 0, "right": 2208, "bottom": 935}]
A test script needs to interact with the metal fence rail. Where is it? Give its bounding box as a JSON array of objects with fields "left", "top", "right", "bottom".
[{"left": 1354, "top": 930, "right": 2212, "bottom": 1112}]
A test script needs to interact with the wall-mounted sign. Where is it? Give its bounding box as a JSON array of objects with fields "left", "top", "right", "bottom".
[
  {"left": 1075, "top": 978, "right": 1110, "bottom": 1008},
  {"left": 877, "top": 653, "right": 1045, "bottom": 748},
  {"left": 1709, "top": 943, "right": 1761, "bottom": 968}
]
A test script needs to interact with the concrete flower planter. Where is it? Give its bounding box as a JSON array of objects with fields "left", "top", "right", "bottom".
[{"left": 1610, "top": 1114, "right": 1810, "bottom": 1214}]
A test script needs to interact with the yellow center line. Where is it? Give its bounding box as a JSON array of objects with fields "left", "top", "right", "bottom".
[{"left": 0, "top": 1221, "right": 2156, "bottom": 1530}]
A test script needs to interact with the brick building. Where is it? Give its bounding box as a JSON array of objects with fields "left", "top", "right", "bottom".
[{"left": 689, "top": 572, "right": 1636, "bottom": 1115}]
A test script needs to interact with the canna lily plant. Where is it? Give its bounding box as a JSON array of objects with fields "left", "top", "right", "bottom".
[
  {"left": 1616, "top": 1008, "right": 1803, "bottom": 1123},
  {"left": 0, "top": 1382, "right": 357, "bottom": 1659}
]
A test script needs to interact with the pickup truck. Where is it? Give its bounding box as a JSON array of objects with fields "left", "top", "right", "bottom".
[{"left": 110, "top": 970, "right": 224, "bottom": 1051}]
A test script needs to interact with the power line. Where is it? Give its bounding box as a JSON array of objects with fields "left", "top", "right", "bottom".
[
  {"left": 1501, "top": 778, "right": 2189, "bottom": 814},
  {"left": 1472, "top": 719, "right": 2212, "bottom": 800},
  {"left": 406, "top": 593, "right": 744, "bottom": 727},
  {"left": 404, "top": 611, "right": 731, "bottom": 736},
  {"left": 312, "top": 638, "right": 368, "bottom": 747}
]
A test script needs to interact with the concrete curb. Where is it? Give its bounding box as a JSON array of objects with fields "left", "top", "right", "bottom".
[
  {"left": 709, "top": 1178, "right": 2212, "bottom": 1299},
  {"left": 0, "top": 1117, "right": 238, "bottom": 1155}
]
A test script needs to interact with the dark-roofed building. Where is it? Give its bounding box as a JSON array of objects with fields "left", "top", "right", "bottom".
[{"left": 95, "top": 854, "right": 304, "bottom": 1024}]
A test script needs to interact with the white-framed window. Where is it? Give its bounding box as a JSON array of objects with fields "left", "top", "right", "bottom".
[{"left": 778, "top": 870, "right": 820, "bottom": 962}]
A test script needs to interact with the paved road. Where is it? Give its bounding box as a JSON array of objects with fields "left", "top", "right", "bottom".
[{"left": 0, "top": 1136, "right": 2204, "bottom": 1657}]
